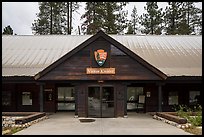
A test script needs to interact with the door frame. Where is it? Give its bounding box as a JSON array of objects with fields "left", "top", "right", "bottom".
[{"left": 87, "top": 84, "right": 115, "bottom": 118}]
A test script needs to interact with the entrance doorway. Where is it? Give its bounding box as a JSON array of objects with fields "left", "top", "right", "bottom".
[
  {"left": 88, "top": 86, "right": 114, "bottom": 118},
  {"left": 57, "top": 87, "right": 75, "bottom": 111}
]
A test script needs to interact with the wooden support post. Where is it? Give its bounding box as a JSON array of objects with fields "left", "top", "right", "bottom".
[
  {"left": 158, "top": 84, "right": 162, "bottom": 112},
  {"left": 39, "top": 83, "right": 44, "bottom": 112}
]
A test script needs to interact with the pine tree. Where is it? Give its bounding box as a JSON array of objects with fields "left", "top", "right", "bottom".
[
  {"left": 102, "top": 2, "right": 117, "bottom": 34},
  {"left": 164, "top": 2, "right": 183, "bottom": 35},
  {"left": 32, "top": 2, "right": 51, "bottom": 34},
  {"left": 128, "top": 6, "right": 139, "bottom": 34},
  {"left": 126, "top": 24, "right": 134, "bottom": 34},
  {"left": 140, "top": 2, "right": 164, "bottom": 35},
  {"left": 115, "top": 2, "right": 128, "bottom": 34},
  {"left": 164, "top": 2, "right": 202, "bottom": 35},
  {"left": 81, "top": 2, "right": 104, "bottom": 34},
  {"left": 32, "top": 2, "right": 79, "bottom": 35},
  {"left": 51, "top": 2, "right": 64, "bottom": 34},
  {"left": 2, "top": 25, "right": 13, "bottom": 35},
  {"left": 180, "top": 2, "right": 202, "bottom": 35},
  {"left": 64, "top": 2, "right": 80, "bottom": 34},
  {"left": 81, "top": 2, "right": 128, "bottom": 34}
]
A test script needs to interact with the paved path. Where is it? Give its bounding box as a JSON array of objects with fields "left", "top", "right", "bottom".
[{"left": 14, "top": 112, "right": 192, "bottom": 135}]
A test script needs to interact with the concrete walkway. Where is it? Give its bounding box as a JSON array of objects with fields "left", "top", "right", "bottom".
[{"left": 14, "top": 112, "right": 192, "bottom": 135}]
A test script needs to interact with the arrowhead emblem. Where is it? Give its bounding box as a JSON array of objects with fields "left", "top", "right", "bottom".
[{"left": 94, "top": 49, "right": 107, "bottom": 67}]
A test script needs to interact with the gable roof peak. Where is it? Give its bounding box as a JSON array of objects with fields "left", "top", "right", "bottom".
[{"left": 97, "top": 30, "right": 105, "bottom": 35}]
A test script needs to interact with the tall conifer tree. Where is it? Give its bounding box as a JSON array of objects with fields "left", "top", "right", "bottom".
[{"left": 140, "top": 2, "right": 164, "bottom": 35}]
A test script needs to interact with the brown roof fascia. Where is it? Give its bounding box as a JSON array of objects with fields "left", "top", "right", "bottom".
[
  {"left": 100, "top": 31, "right": 168, "bottom": 80},
  {"left": 2, "top": 76, "right": 35, "bottom": 83},
  {"left": 34, "top": 31, "right": 102, "bottom": 80}
]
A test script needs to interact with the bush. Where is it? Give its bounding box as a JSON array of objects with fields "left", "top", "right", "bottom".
[
  {"left": 188, "top": 105, "right": 202, "bottom": 126},
  {"left": 174, "top": 104, "right": 202, "bottom": 127}
]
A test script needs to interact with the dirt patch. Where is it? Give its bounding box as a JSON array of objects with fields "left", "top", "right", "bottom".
[{"left": 184, "top": 127, "right": 202, "bottom": 135}]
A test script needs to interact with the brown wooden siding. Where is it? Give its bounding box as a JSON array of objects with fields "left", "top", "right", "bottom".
[
  {"left": 145, "top": 84, "right": 159, "bottom": 112},
  {"left": 2, "top": 83, "right": 40, "bottom": 112},
  {"left": 162, "top": 83, "right": 202, "bottom": 111},
  {"left": 115, "top": 83, "right": 126, "bottom": 117},
  {"left": 43, "top": 83, "right": 56, "bottom": 112},
  {"left": 2, "top": 84, "right": 17, "bottom": 112},
  {"left": 3, "top": 83, "right": 40, "bottom": 112},
  {"left": 76, "top": 84, "right": 87, "bottom": 117},
  {"left": 39, "top": 38, "right": 162, "bottom": 81}
]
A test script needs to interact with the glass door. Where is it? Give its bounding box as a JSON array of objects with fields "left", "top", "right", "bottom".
[
  {"left": 102, "top": 87, "right": 114, "bottom": 117},
  {"left": 57, "top": 87, "right": 75, "bottom": 111},
  {"left": 88, "top": 87, "right": 100, "bottom": 117},
  {"left": 88, "top": 86, "right": 114, "bottom": 118}
]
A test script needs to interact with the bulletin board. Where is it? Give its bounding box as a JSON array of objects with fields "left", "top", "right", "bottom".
[{"left": 139, "top": 95, "right": 145, "bottom": 104}]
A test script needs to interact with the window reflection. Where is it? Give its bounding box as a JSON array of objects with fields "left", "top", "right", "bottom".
[{"left": 127, "top": 87, "right": 144, "bottom": 111}]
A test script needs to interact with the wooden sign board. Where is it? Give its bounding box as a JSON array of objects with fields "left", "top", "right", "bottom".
[{"left": 86, "top": 68, "right": 115, "bottom": 75}]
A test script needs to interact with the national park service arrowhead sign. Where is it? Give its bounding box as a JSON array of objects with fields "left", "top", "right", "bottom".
[{"left": 94, "top": 49, "right": 107, "bottom": 67}]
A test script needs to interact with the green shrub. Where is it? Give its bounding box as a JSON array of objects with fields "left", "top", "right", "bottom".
[
  {"left": 188, "top": 116, "right": 202, "bottom": 126},
  {"left": 174, "top": 104, "right": 202, "bottom": 126}
]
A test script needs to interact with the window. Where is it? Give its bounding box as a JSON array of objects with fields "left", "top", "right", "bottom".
[
  {"left": 2, "top": 91, "right": 11, "bottom": 106},
  {"left": 189, "top": 91, "right": 200, "bottom": 105},
  {"left": 127, "top": 87, "right": 144, "bottom": 110},
  {"left": 22, "top": 92, "right": 32, "bottom": 105},
  {"left": 168, "top": 91, "right": 178, "bottom": 105},
  {"left": 111, "top": 45, "right": 127, "bottom": 56}
]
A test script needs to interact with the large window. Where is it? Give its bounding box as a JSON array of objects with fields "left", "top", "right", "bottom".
[
  {"left": 57, "top": 87, "right": 75, "bottom": 111},
  {"left": 127, "top": 87, "right": 144, "bottom": 110},
  {"left": 22, "top": 92, "right": 32, "bottom": 105},
  {"left": 2, "top": 91, "right": 11, "bottom": 106},
  {"left": 189, "top": 91, "right": 200, "bottom": 105},
  {"left": 168, "top": 91, "right": 178, "bottom": 105}
]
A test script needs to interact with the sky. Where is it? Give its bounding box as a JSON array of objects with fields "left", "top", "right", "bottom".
[{"left": 2, "top": 2, "right": 202, "bottom": 35}]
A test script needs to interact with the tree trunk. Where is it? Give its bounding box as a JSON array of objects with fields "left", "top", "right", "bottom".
[
  {"left": 70, "top": 2, "right": 72, "bottom": 34},
  {"left": 187, "top": 2, "right": 190, "bottom": 26},
  {"left": 78, "top": 26, "right": 81, "bottom": 35},
  {"left": 50, "top": 3, "right": 53, "bottom": 34},
  {"left": 67, "top": 2, "right": 70, "bottom": 34}
]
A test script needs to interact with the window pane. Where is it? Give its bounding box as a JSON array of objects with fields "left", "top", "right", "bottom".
[
  {"left": 58, "top": 87, "right": 75, "bottom": 101},
  {"left": 58, "top": 88, "right": 65, "bottom": 101},
  {"left": 22, "top": 92, "right": 32, "bottom": 105},
  {"left": 189, "top": 91, "right": 200, "bottom": 105},
  {"left": 127, "top": 87, "right": 144, "bottom": 111},
  {"left": 65, "top": 87, "right": 75, "bottom": 101},
  {"left": 57, "top": 87, "right": 75, "bottom": 111},
  {"left": 2, "top": 91, "right": 11, "bottom": 106},
  {"left": 168, "top": 92, "right": 178, "bottom": 105},
  {"left": 127, "top": 87, "right": 143, "bottom": 101}
]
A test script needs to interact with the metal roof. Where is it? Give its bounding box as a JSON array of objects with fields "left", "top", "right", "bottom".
[{"left": 2, "top": 34, "right": 202, "bottom": 77}]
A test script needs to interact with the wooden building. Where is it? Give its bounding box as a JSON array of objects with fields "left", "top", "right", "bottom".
[{"left": 2, "top": 31, "right": 202, "bottom": 118}]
